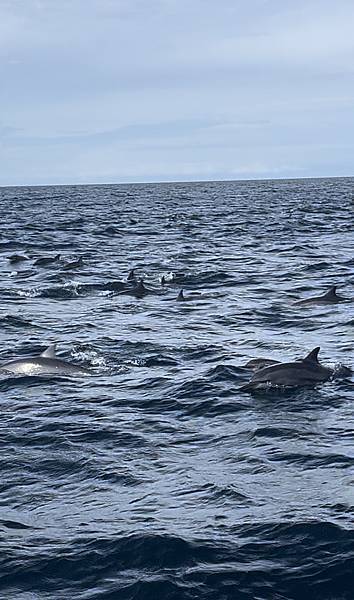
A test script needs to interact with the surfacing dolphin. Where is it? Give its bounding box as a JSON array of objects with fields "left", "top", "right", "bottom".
[
  {"left": 62, "top": 257, "right": 84, "bottom": 270},
  {"left": 127, "top": 269, "right": 136, "bottom": 282},
  {"left": 294, "top": 286, "right": 345, "bottom": 306},
  {"left": 132, "top": 278, "right": 148, "bottom": 298},
  {"left": 239, "top": 347, "right": 332, "bottom": 391},
  {"left": 8, "top": 254, "right": 29, "bottom": 264},
  {"left": 177, "top": 289, "right": 186, "bottom": 302},
  {"left": 176, "top": 289, "right": 206, "bottom": 302},
  {"left": 34, "top": 254, "right": 61, "bottom": 267},
  {"left": 0, "top": 344, "right": 92, "bottom": 376},
  {"left": 243, "top": 357, "right": 280, "bottom": 371}
]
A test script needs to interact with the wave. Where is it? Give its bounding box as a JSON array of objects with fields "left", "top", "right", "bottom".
[
  {"left": 0, "top": 179, "right": 353, "bottom": 600},
  {"left": 0, "top": 524, "right": 353, "bottom": 599}
]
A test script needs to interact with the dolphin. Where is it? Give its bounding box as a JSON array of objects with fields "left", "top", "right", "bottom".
[
  {"left": 62, "top": 257, "right": 84, "bottom": 270},
  {"left": 0, "top": 344, "right": 92, "bottom": 376},
  {"left": 176, "top": 289, "right": 206, "bottom": 301},
  {"left": 160, "top": 272, "right": 177, "bottom": 285},
  {"left": 127, "top": 269, "right": 136, "bottom": 282},
  {"left": 177, "top": 289, "right": 186, "bottom": 301},
  {"left": 8, "top": 254, "right": 29, "bottom": 264},
  {"left": 132, "top": 278, "right": 148, "bottom": 298},
  {"left": 239, "top": 347, "right": 332, "bottom": 391},
  {"left": 294, "top": 286, "right": 345, "bottom": 306},
  {"left": 243, "top": 357, "right": 281, "bottom": 370},
  {"left": 34, "top": 254, "right": 61, "bottom": 267}
]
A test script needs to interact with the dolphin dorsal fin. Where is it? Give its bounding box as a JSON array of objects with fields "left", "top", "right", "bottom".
[
  {"left": 303, "top": 347, "right": 320, "bottom": 363},
  {"left": 324, "top": 286, "right": 337, "bottom": 299},
  {"left": 177, "top": 289, "right": 185, "bottom": 301},
  {"left": 40, "top": 344, "right": 57, "bottom": 358},
  {"left": 127, "top": 269, "right": 135, "bottom": 281}
]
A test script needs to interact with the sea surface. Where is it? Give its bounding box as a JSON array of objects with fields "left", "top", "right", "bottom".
[{"left": 0, "top": 177, "right": 353, "bottom": 600}]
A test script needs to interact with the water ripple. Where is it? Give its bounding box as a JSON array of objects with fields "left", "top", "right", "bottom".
[{"left": 0, "top": 178, "right": 353, "bottom": 599}]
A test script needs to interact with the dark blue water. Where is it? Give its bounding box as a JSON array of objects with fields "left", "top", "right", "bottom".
[{"left": 0, "top": 177, "right": 353, "bottom": 599}]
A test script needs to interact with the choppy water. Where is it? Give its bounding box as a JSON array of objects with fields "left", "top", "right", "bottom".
[{"left": 0, "top": 177, "right": 353, "bottom": 600}]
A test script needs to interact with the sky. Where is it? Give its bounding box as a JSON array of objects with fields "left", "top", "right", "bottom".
[{"left": 1, "top": 0, "right": 354, "bottom": 186}]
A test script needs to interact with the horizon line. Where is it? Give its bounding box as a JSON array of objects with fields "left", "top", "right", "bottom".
[{"left": 0, "top": 173, "right": 353, "bottom": 189}]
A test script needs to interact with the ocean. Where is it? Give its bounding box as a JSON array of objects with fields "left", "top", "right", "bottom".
[{"left": 0, "top": 177, "right": 353, "bottom": 599}]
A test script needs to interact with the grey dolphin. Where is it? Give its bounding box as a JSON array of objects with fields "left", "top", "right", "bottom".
[
  {"left": 34, "top": 254, "right": 61, "bottom": 267},
  {"left": 294, "top": 286, "right": 345, "bottom": 306},
  {"left": 8, "top": 254, "right": 29, "bottom": 264},
  {"left": 177, "top": 289, "right": 186, "bottom": 302},
  {"left": 133, "top": 278, "right": 148, "bottom": 297},
  {"left": 0, "top": 344, "right": 92, "bottom": 376},
  {"left": 160, "top": 272, "right": 176, "bottom": 285},
  {"left": 176, "top": 289, "right": 205, "bottom": 302},
  {"left": 127, "top": 269, "right": 136, "bottom": 282},
  {"left": 120, "top": 278, "right": 157, "bottom": 298},
  {"left": 243, "top": 357, "right": 281, "bottom": 371},
  {"left": 62, "top": 257, "right": 84, "bottom": 270},
  {"left": 239, "top": 347, "right": 332, "bottom": 391}
]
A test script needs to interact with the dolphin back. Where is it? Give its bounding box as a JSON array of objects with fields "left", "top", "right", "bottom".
[
  {"left": 0, "top": 344, "right": 92, "bottom": 376},
  {"left": 240, "top": 346, "right": 332, "bottom": 391}
]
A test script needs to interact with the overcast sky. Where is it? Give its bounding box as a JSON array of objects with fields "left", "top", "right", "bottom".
[{"left": 1, "top": 0, "right": 353, "bottom": 186}]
